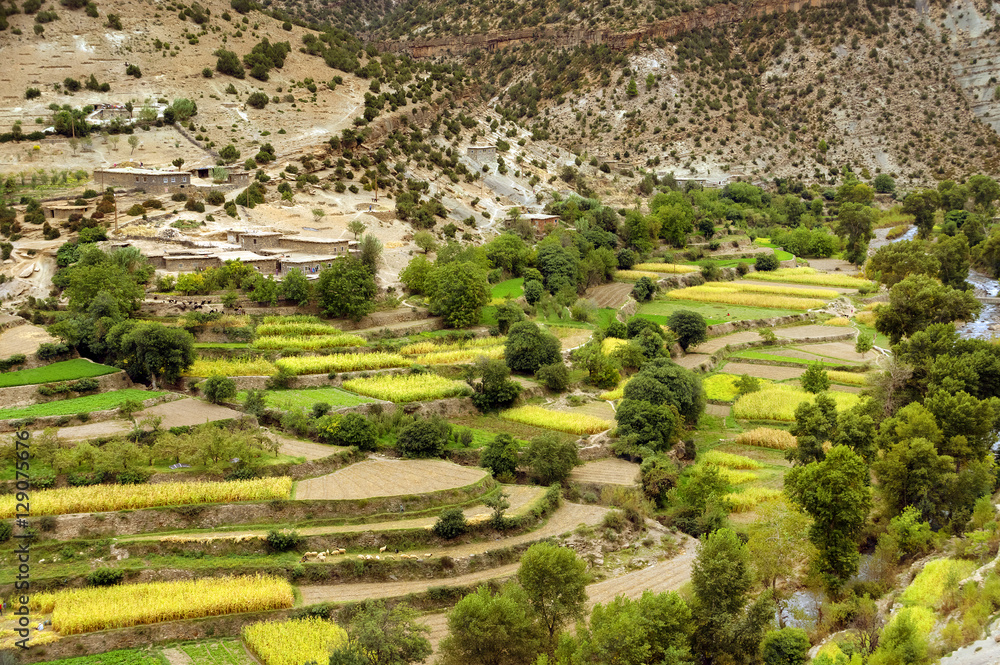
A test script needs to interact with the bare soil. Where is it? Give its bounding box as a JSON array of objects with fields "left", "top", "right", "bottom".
[
  {"left": 672, "top": 353, "right": 711, "bottom": 369},
  {"left": 586, "top": 282, "right": 634, "bottom": 309},
  {"left": 294, "top": 458, "right": 488, "bottom": 501},
  {"left": 569, "top": 458, "right": 640, "bottom": 486},
  {"left": 586, "top": 537, "right": 697, "bottom": 606},
  {"left": 135, "top": 398, "right": 243, "bottom": 429},
  {"left": 273, "top": 434, "right": 345, "bottom": 461},
  {"left": 793, "top": 341, "right": 868, "bottom": 363},
  {"left": 0, "top": 323, "right": 57, "bottom": 356},
  {"left": 690, "top": 331, "right": 762, "bottom": 354},
  {"left": 52, "top": 419, "right": 130, "bottom": 440},
  {"left": 718, "top": 361, "right": 805, "bottom": 381}
]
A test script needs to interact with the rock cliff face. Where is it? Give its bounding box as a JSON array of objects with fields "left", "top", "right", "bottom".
[{"left": 365, "top": 0, "right": 846, "bottom": 57}]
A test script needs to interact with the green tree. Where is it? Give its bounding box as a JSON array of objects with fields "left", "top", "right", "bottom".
[
  {"left": 873, "top": 174, "right": 895, "bottom": 194},
  {"left": 835, "top": 180, "right": 875, "bottom": 206},
  {"left": 439, "top": 584, "right": 543, "bottom": 665},
  {"left": 835, "top": 203, "right": 875, "bottom": 266},
  {"left": 522, "top": 434, "right": 578, "bottom": 485},
  {"left": 967, "top": 173, "right": 1000, "bottom": 213},
  {"left": 761, "top": 628, "right": 810, "bottom": 665},
  {"left": 397, "top": 419, "right": 449, "bottom": 458},
  {"left": 316, "top": 258, "right": 376, "bottom": 322},
  {"left": 785, "top": 445, "right": 872, "bottom": 594},
  {"left": 481, "top": 433, "right": 519, "bottom": 478},
  {"left": 577, "top": 592, "right": 693, "bottom": 665},
  {"left": 872, "top": 437, "right": 953, "bottom": 520},
  {"left": 626, "top": 77, "right": 638, "bottom": 97},
  {"left": 202, "top": 375, "right": 236, "bottom": 404},
  {"left": 433, "top": 507, "right": 468, "bottom": 539},
  {"left": 801, "top": 364, "right": 830, "bottom": 393},
  {"left": 358, "top": 233, "right": 384, "bottom": 275},
  {"left": 468, "top": 357, "right": 522, "bottom": 413},
  {"left": 854, "top": 333, "right": 873, "bottom": 358},
  {"left": 279, "top": 268, "right": 311, "bottom": 305},
  {"left": 746, "top": 499, "right": 814, "bottom": 593},
  {"left": 485, "top": 234, "right": 531, "bottom": 276},
  {"left": 505, "top": 321, "right": 562, "bottom": 374},
  {"left": 219, "top": 144, "right": 241, "bottom": 164},
  {"left": 345, "top": 600, "right": 432, "bottom": 665},
  {"left": 867, "top": 240, "right": 940, "bottom": 288},
  {"left": 868, "top": 613, "right": 928, "bottom": 665},
  {"left": 414, "top": 230, "right": 437, "bottom": 254},
  {"left": 614, "top": 399, "right": 681, "bottom": 458},
  {"left": 348, "top": 219, "right": 367, "bottom": 239},
  {"left": 427, "top": 261, "right": 489, "bottom": 328},
  {"left": 621, "top": 358, "right": 704, "bottom": 426},
  {"left": 931, "top": 233, "right": 970, "bottom": 290},
  {"left": 106, "top": 321, "right": 196, "bottom": 388},
  {"left": 517, "top": 543, "right": 588, "bottom": 646},
  {"left": 333, "top": 413, "right": 377, "bottom": 451},
  {"left": 667, "top": 310, "right": 707, "bottom": 351},
  {"left": 874, "top": 274, "right": 981, "bottom": 345},
  {"left": 691, "top": 528, "right": 774, "bottom": 665},
  {"left": 901, "top": 189, "right": 941, "bottom": 239},
  {"left": 523, "top": 280, "right": 543, "bottom": 305}
]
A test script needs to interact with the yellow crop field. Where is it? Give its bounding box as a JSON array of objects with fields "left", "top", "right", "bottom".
[
  {"left": 185, "top": 357, "right": 278, "bottom": 377},
  {"left": 616, "top": 270, "right": 661, "bottom": 282},
  {"left": 734, "top": 427, "right": 797, "bottom": 450},
  {"left": 697, "top": 281, "right": 839, "bottom": 299},
  {"left": 33, "top": 575, "right": 294, "bottom": 634},
  {"left": 243, "top": 617, "right": 348, "bottom": 665},
  {"left": 632, "top": 263, "right": 699, "bottom": 274},
  {"left": 256, "top": 321, "right": 340, "bottom": 336},
  {"left": 701, "top": 450, "right": 763, "bottom": 470},
  {"left": 823, "top": 317, "right": 852, "bottom": 327},
  {"left": 501, "top": 405, "right": 613, "bottom": 435},
  {"left": 599, "top": 378, "right": 630, "bottom": 401},
  {"left": 0, "top": 477, "right": 292, "bottom": 517},
  {"left": 342, "top": 373, "right": 470, "bottom": 402},
  {"left": 704, "top": 374, "right": 772, "bottom": 402},
  {"left": 601, "top": 337, "right": 628, "bottom": 356},
  {"left": 744, "top": 267, "right": 874, "bottom": 289},
  {"left": 668, "top": 285, "right": 826, "bottom": 311},
  {"left": 252, "top": 334, "right": 366, "bottom": 350},
  {"left": 400, "top": 337, "right": 505, "bottom": 356},
  {"left": 275, "top": 353, "right": 411, "bottom": 375},
  {"left": 733, "top": 385, "right": 860, "bottom": 421},
  {"left": 900, "top": 558, "right": 978, "bottom": 608},
  {"left": 715, "top": 467, "right": 758, "bottom": 485},
  {"left": 828, "top": 370, "right": 867, "bottom": 386},
  {"left": 725, "top": 487, "right": 782, "bottom": 512},
  {"left": 414, "top": 346, "right": 505, "bottom": 365},
  {"left": 855, "top": 311, "right": 877, "bottom": 326}
]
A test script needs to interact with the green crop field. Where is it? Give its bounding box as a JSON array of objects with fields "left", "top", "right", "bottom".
[
  {"left": 0, "top": 359, "right": 118, "bottom": 388},
  {"left": 0, "top": 389, "right": 166, "bottom": 420},
  {"left": 235, "top": 387, "right": 373, "bottom": 411},
  {"left": 36, "top": 648, "right": 167, "bottom": 665},
  {"left": 491, "top": 278, "right": 524, "bottom": 300},
  {"left": 180, "top": 639, "right": 256, "bottom": 665},
  {"left": 193, "top": 343, "right": 250, "bottom": 349},
  {"left": 637, "top": 298, "right": 800, "bottom": 326}
]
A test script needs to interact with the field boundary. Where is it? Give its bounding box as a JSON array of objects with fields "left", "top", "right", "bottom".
[
  {"left": 0, "top": 391, "right": 175, "bottom": 432},
  {"left": 0, "top": 369, "right": 133, "bottom": 410},
  {"left": 681, "top": 333, "right": 861, "bottom": 374}
]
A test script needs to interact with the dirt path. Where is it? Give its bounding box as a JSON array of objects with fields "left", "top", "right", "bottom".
[
  {"left": 124, "top": 485, "right": 546, "bottom": 543},
  {"left": 294, "top": 458, "right": 488, "bottom": 501},
  {"left": 297, "top": 502, "right": 608, "bottom": 604}
]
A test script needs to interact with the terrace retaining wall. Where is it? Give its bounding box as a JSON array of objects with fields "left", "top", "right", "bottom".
[
  {"left": 681, "top": 331, "right": 860, "bottom": 373},
  {"left": 0, "top": 392, "right": 174, "bottom": 433},
  {"left": 705, "top": 313, "right": 813, "bottom": 337}
]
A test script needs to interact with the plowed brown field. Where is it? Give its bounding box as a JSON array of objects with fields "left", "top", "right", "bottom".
[{"left": 295, "top": 459, "right": 488, "bottom": 501}]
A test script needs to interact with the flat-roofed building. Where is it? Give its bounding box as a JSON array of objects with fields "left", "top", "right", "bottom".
[{"left": 93, "top": 167, "right": 191, "bottom": 193}]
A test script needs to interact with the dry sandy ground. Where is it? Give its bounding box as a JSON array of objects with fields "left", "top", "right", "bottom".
[
  {"left": 294, "top": 458, "right": 488, "bottom": 501},
  {"left": 135, "top": 397, "right": 243, "bottom": 429},
  {"left": 569, "top": 458, "right": 640, "bottom": 486},
  {"left": 271, "top": 433, "right": 345, "bottom": 461},
  {"left": 705, "top": 403, "right": 731, "bottom": 417},
  {"left": 672, "top": 352, "right": 710, "bottom": 369},
  {"left": 718, "top": 361, "right": 805, "bottom": 381},
  {"left": 0, "top": 323, "right": 57, "bottom": 356},
  {"left": 298, "top": 501, "right": 608, "bottom": 604}
]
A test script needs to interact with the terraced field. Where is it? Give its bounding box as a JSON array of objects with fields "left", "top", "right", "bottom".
[
  {"left": 569, "top": 458, "right": 640, "bottom": 486},
  {"left": 294, "top": 459, "right": 489, "bottom": 500}
]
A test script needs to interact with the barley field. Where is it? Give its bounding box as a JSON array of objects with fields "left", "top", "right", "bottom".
[
  {"left": 185, "top": 357, "right": 278, "bottom": 377},
  {"left": 734, "top": 427, "right": 797, "bottom": 450},
  {"left": 342, "top": 373, "right": 470, "bottom": 402},
  {"left": 632, "top": 263, "right": 699, "bottom": 274},
  {"left": 501, "top": 405, "right": 613, "bottom": 435},
  {"left": 243, "top": 618, "right": 348, "bottom": 665},
  {"left": 733, "top": 385, "right": 860, "bottom": 421},
  {"left": 275, "top": 353, "right": 411, "bottom": 375},
  {"left": 668, "top": 285, "right": 827, "bottom": 311},
  {"left": 744, "top": 267, "right": 873, "bottom": 289}
]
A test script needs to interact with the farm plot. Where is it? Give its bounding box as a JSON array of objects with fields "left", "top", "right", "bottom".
[
  {"left": 717, "top": 361, "right": 805, "bottom": 381},
  {"left": 251, "top": 334, "right": 366, "bottom": 350},
  {"left": 0, "top": 359, "right": 118, "bottom": 387},
  {"left": 733, "top": 385, "right": 860, "bottom": 421},
  {"left": 0, "top": 389, "right": 166, "bottom": 421},
  {"left": 176, "top": 639, "right": 257, "bottom": 665},
  {"left": 399, "top": 337, "right": 505, "bottom": 356},
  {"left": 413, "top": 346, "right": 504, "bottom": 365},
  {"left": 33, "top": 576, "right": 294, "bottom": 634},
  {"left": 586, "top": 282, "right": 635, "bottom": 309},
  {"left": 135, "top": 398, "right": 244, "bottom": 429},
  {"left": 501, "top": 405, "right": 614, "bottom": 435},
  {"left": 236, "top": 388, "right": 373, "bottom": 411},
  {"left": 276, "top": 353, "right": 411, "bottom": 375},
  {"left": 0, "top": 477, "right": 292, "bottom": 517},
  {"left": 243, "top": 617, "right": 347, "bottom": 665},
  {"left": 632, "top": 263, "right": 699, "bottom": 274},
  {"left": 185, "top": 357, "right": 277, "bottom": 377},
  {"left": 638, "top": 299, "right": 801, "bottom": 326},
  {"left": 744, "top": 267, "right": 873, "bottom": 289},
  {"left": 616, "top": 270, "right": 662, "bottom": 281},
  {"left": 341, "top": 373, "right": 470, "bottom": 402},
  {"left": 0, "top": 323, "right": 57, "bottom": 357},
  {"left": 34, "top": 648, "right": 167, "bottom": 665},
  {"left": 734, "top": 427, "right": 797, "bottom": 451},
  {"left": 569, "top": 458, "right": 640, "bottom": 486},
  {"left": 294, "top": 459, "right": 487, "bottom": 500},
  {"left": 491, "top": 278, "right": 524, "bottom": 300},
  {"left": 667, "top": 285, "right": 827, "bottom": 311},
  {"left": 255, "top": 317, "right": 340, "bottom": 337}
]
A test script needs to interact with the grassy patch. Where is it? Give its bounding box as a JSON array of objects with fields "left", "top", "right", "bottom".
[
  {"left": 732, "top": 349, "right": 853, "bottom": 367},
  {"left": 235, "top": 387, "right": 373, "bottom": 410},
  {"left": 180, "top": 639, "right": 256, "bottom": 665},
  {"left": 491, "top": 277, "right": 524, "bottom": 300},
  {"left": 900, "top": 559, "right": 978, "bottom": 608},
  {"left": 36, "top": 649, "right": 168, "bottom": 665},
  {"left": 703, "top": 374, "right": 772, "bottom": 402},
  {"left": 0, "top": 359, "right": 118, "bottom": 387},
  {"left": 0, "top": 389, "right": 166, "bottom": 420}
]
